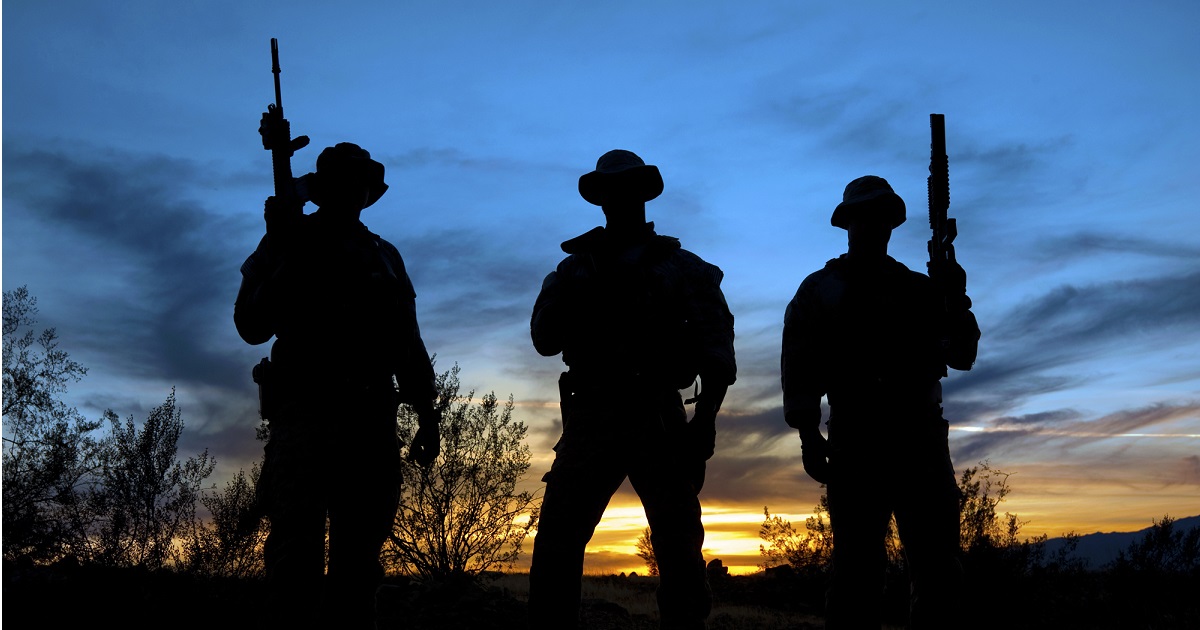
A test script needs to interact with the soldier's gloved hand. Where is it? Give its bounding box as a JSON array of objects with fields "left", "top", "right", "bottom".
[
  {"left": 686, "top": 408, "right": 717, "bottom": 462},
  {"left": 799, "top": 428, "right": 831, "bottom": 484},
  {"left": 259, "top": 109, "right": 289, "bottom": 150},
  {"left": 259, "top": 109, "right": 310, "bottom": 158},
  {"left": 686, "top": 384, "right": 726, "bottom": 462},
  {"left": 264, "top": 195, "right": 303, "bottom": 235},
  {"left": 408, "top": 413, "right": 441, "bottom": 469},
  {"left": 929, "top": 258, "right": 968, "bottom": 296}
]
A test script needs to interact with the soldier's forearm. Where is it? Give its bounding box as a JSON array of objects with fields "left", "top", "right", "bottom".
[
  {"left": 946, "top": 309, "right": 980, "bottom": 371},
  {"left": 783, "top": 398, "right": 823, "bottom": 435},
  {"left": 695, "top": 382, "right": 728, "bottom": 418},
  {"left": 234, "top": 276, "right": 276, "bottom": 345},
  {"left": 530, "top": 313, "right": 565, "bottom": 357}
]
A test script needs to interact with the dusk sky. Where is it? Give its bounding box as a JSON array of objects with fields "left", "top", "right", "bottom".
[{"left": 3, "top": 1, "right": 1198, "bottom": 575}]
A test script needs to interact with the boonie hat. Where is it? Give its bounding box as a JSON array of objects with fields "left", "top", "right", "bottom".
[
  {"left": 578, "top": 149, "right": 664, "bottom": 207},
  {"left": 831, "top": 175, "right": 906, "bottom": 229}
]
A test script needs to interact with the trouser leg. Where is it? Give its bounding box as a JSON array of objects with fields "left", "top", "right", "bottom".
[
  {"left": 826, "top": 477, "right": 892, "bottom": 630},
  {"left": 326, "top": 496, "right": 396, "bottom": 629},
  {"left": 263, "top": 503, "right": 327, "bottom": 628},
  {"left": 528, "top": 462, "right": 626, "bottom": 630},
  {"left": 259, "top": 424, "right": 328, "bottom": 629},
  {"left": 895, "top": 455, "right": 962, "bottom": 629},
  {"left": 630, "top": 390, "right": 710, "bottom": 630},
  {"left": 326, "top": 407, "right": 402, "bottom": 629},
  {"left": 631, "top": 469, "right": 710, "bottom": 629}
]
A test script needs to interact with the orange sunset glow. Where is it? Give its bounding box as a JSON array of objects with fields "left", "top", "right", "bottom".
[{"left": 512, "top": 400, "right": 1200, "bottom": 576}]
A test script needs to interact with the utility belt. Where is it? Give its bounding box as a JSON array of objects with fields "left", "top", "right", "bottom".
[
  {"left": 556, "top": 370, "right": 688, "bottom": 440},
  {"left": 558, "top": 366, "right": 690, "bottom": 399},
  {"left": 828, "top": 376, "right": 942, "bottom": 407},
  {"left": 252, "top": 355, "right": 397, "bottom": 423}
]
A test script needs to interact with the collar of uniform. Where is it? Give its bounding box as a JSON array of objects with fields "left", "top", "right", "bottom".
[
  {"left": 828, "top": 253, "right": 906, "bottom": 276},
  {"left": 560, "top": 221, "right": 662, "bottom": 254},
  {"left": 309, "top": 208, "right": 368, "bottom": 234}
]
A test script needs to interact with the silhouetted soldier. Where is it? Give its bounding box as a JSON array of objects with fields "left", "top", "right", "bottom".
[
  {"left": 234, "top": 142, "right": 441, "bottom": 628},
  {"left": 781, "top": 176, "right": 979, "bottom": 629},
  {"left": 529, "top": 150, "right": 737, "bottom": 630}
]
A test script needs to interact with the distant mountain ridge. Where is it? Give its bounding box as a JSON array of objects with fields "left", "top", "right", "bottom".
[{"left": 1040, "top": 514, "right": 1200, "bottom": 569}]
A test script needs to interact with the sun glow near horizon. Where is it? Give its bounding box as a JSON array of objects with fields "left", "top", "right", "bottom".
[{"left": 522, "top": 501, "right": 819, "bottom": 576}]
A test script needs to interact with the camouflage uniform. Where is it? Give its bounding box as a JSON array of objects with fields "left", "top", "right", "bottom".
[
  {"left": 783, "top": 253, "right": 980, "bottom": 628},
  {"left": 235, "top": 201, "right": 436, "bottom": 627},
  {"left": 529, "top": 222, "right": 736, "bottom": 630}
]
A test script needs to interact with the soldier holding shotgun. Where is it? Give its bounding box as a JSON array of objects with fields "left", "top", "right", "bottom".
[{"left": 781, "top": 116, "right": 980, "bottom": 628}]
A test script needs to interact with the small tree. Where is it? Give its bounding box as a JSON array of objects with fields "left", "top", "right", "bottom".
[
  {"left": 759, "top": 494, "right": 835, "bottom": 574},
  {"left": 2, "top": 286, "right": 109, "bottom": 563},
  {"left": 635, "top": 527, "right": 659, "bottom": 576},
  {"left": 92, "top": 390, "right": 215, "bottom": 569},
  {"left": 958, "top": 461, "right": 1023, "bottom": 553},
  {"left": 1112, "top": 516, "right": 1200, "bottom": 575},
  {"left": 181, "top": 463, "right": 268, "bottom": 578},
  {"left": 383, "top": 365, "right": 540, "bottom": 578}
]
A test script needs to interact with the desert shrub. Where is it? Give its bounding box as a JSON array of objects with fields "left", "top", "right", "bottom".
[{"left": 384, "top": 365, "right": 539, "bottom": 578}]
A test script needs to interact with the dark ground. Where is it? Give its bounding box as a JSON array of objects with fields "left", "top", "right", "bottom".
[{"left": 4, "top": 562, "right": 1198, "bottom": 629}]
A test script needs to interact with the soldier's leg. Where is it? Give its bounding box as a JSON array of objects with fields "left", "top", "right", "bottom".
[
  {"left": 326, "top": 396, "right": 403, "bottom": 628},
  {"left": 894, "top": 440, "right": 962, "bottom": 629},
  {"left": 528, "top": 381, "right": 631, "bottom": 630},
  {"left": 528, "top": 458, "right": 627, "bottom": 630},
  {"left": 630, "top": 470, "right": 709, "bottom": 629},
  {"left": 628, "top": 392, "right": 710, "bottom": 630},
  {"left": 826, "top": 472, "right": 893, "bottom": 629},
  {"left": 259, "top": 425, "right": 329, "bottom": 628}
]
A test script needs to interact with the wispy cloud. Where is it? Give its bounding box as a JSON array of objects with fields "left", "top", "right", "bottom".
[
  {"left": 953, "top": 401, "right": 1200, "bottom": 462},
  {"left": 1031, "top": 232, "right": 1200, "bottom": 263},
  {"left": 3, "top": 146, "right": 256, "bottom": 389}
]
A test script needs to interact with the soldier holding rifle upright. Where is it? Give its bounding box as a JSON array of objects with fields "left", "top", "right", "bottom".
[
  {"left": 781, "top": 116, "right": 980, "bottom": 628},
  {"left": 234, "top": 39, "right": 440, "bottom": 629}
]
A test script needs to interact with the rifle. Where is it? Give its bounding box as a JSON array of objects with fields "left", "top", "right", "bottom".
[
  {"left": 261, "top": 38, "right": 310, "bottom": 204},
  {"left": 927, "top": 113, "right": 980, "bottom": 371},
  {"left": 926, "top": 113, "right": 957, "bottom": 288}
]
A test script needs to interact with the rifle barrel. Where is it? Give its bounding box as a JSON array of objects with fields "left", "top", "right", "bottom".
[
  {"left": 928, "top": 113, "right": 949, "bottom": 229},
  {"left": 271, "top": 38, "right": 283, "bottom": 114}
]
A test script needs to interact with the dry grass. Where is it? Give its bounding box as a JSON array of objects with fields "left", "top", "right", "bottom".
[
  {"left": 486, "top": 572, "right": 659, "bottom": 615},
  {"left": 486, "top": 573, "right": 832, "bottom": 630}
]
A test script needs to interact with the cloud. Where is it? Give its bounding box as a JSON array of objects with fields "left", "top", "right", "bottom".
[
  {"left": 2, "top": 144, "right": 283, "bottom": 477},
  {"left": 690, "top": 407, "right": 820, "bottom": 508},
  {"left": 939, "top": 268, "right": 1200, "bottom": 427},
  {"left": 994, "top": 408, "right": 1084, "bottom": 427},
  {"left": 1176, "top": 455, "right": 1200, "bottom": 486},
  {"left": 957, "top": 134, "right": 1075, "bottom": 183},
  {"left": 393, "top": 229, "right": 547, "bottom": 333},
  {"left": 751, "top": 83, "right": 909, "bottom": 162},
  {"left": 993, "top": 272, "right": 1200, "bottom": 346},
  {"left": 952, "top": 401, "right": 1200, "bottom": 463},
  {"left": 1031, "top": 232, "right": 1200, "bottom": 263},
  {"left": 3, "top": 146, "right": 256, "bottom": 390}
]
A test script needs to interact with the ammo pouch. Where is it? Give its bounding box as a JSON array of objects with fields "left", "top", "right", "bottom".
[{"left": 252, "top": 357, "right": 277, "bottom": 421}]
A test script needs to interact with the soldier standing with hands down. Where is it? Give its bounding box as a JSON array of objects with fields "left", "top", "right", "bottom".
[
  {"left": 235, "top": 91, "right": 441, "bottom": 625},
  {"left": 781, "top": 168, "right": 980, "bottom": 628},
  {"left": 529, "top": 150, "right": 737, "bottom": 630}
]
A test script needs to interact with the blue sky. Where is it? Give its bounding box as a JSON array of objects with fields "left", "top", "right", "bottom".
[{"left": 4, "top": 1, "right": 1199, "bottom": 573}]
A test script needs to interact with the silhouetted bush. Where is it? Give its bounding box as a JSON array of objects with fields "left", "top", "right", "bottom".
[
  {"left": 180, "top": 464, "right": 268, "bottom": 578},
  {"left": 383, "top": 364, "right": 540, "bottom": 578},
  {"left": 2, "top": 286, "right": 106, "bottom": 563},
  {"left": 3, "top": 288, "right": 216, "bottom": 572},
  {"left": 90, "top": 390, "right": 214, "bottom": 569},
  {"left": 635, "top": 527, "right": 659, "bottom": 576}
]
